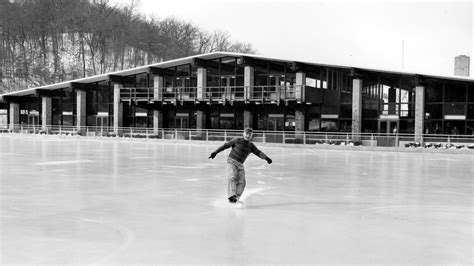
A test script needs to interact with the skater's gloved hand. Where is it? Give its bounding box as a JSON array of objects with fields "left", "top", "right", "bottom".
[
  {"left": 266, "top": 157, "right": 272, "bottom": 164},
  {"left": 209, "top": 152, "right": 217, "bottom": 159}
]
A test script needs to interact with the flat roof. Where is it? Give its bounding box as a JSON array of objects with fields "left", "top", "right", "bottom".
[{"left": 1, "top": 52, "right": 473, "bottom": 100}]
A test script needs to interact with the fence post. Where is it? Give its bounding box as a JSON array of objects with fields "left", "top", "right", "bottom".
[
  {"left": 282, "top": 131, "right": 285, "bottom": 144},
  {"left": 206, "top": 130, "right": 209, "bottom": 141},
  {"left": 346, "top": 133, "right": 349, "bottom": 144},
  {"left": 303, "top": 132, "right": 306, "bottom": 145},
  {"left": 175, "top": 129, "right": 178, "bottom": 140},
  {"left": 263, "top": 131, "right": 266, "bottom": 143},
  {"left": 162, "top": 129, "right": 164, "bottom": 139},
  {"left": 224, "top": 130, "right": 227, "bottom": 141}
]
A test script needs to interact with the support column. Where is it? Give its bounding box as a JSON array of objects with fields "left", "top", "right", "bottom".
[
  {"left": 9, "top": 103, "right": 19, "bottom": 132},
  {"left": 153, "top": 110, "right": 163, "bottom": 135},
  {"left": 197, "top": 67, "right": 207, "bottom": 101},
  {"left": 76, "top": 90, "right": 86, "bottom": 135},
  {"left": 154, "top": 75, "right": 163, "bottom": 101},
  {"left": 415, "top": 85, "right": 425, "bottom": 143},
  {"left": 41, "top": 97, "right": 52, "bottom": 132},
  {"left": 274, "top": 76, "right": 280, "bottom": 101},
  {"left": 295, "top": 110, "right": 305, "bottom": 132},
  {"left": 244, "top": 66, "right": 254, "bottom": 101},
  {"left": 244, "top": 110, "right": 253, "bottom": 129},
  {"left": 295, "top": 72, "right": 306, "bottom": 101},
  {"left": 196, "top": 110, "right": 206, "bottom": 130},
  {"left": 153, "top": 75, "right": 164, "bottom": 135},
  {"left": 113, "top": 83, "right": 123, "bottom": 136},
  {"left": 352, "top": 78, "right": 362, "bottom": 140}
]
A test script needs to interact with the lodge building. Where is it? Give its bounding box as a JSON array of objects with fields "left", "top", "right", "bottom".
[{"left": 0, "top": 52, "right": 473, "bottom": 142}]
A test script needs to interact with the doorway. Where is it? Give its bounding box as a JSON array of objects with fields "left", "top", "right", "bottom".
[
  {"left": 174, "top": 115, "right": 189, "bottom": 129},
  {"left": 28, "top": 114, "right": 39, "bottom": 127},
  {"left": 267, "top": 114, "right": 284, "bottom": 131},
  {"left": 96, "top": 116, "right": 109, "bottom": 128},
  {"left": 378, "top": 119, "right": 399, "bottom": 134},
  {"left": 378, "top": 119, "right": 399, "bottom": 147}
]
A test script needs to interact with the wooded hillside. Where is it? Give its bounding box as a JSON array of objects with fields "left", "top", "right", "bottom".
[{"left": 0, "top": 0, "right": 256, "bottom": 93}]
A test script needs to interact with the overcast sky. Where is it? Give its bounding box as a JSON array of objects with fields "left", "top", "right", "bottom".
[{"left": 111, "top": 0, "right": 473, "bottom": 77}]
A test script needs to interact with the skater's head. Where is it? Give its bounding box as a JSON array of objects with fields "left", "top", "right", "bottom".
[{"left": 243, "top": 127, "right": 253, "bottom": 141}]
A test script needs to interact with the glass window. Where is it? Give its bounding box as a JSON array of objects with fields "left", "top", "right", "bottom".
[
  {"left": 444, "top": 103, "right": 465, "bottom": 116},
  {"left": 220, "top": 116, "right": 235, "bottom": 129},
  {"left": 425, "top": 104, "right": 443, "bottom": 119},
  {"left": 284, "top": 114, "right": 295, "bottom": 131},
  {"left": 467, "top": 104, "right": 474, "bottom": 119},
  {"left": 340, "top": 91, "right": 352, "bottom": 103},
  {"left": 339, "top": 104, "right": 352, "bottom": 119},
  {"left": 444, "top": 120, "right": 464, "bottom": 135},
  {"left": 210, "top": 111, "right": 219, "bottom": 129},
  {"left": 468, "top": 85, "right": 474, "bottom": 102},
  {"left": 466, "top": 121, "right": 474, "bottom": 135},
  {"left": 0, "top": 104, "right": 7, "bottom": 128},
  {"left": 425, "top": 82, "right": 443, "bottom": 102},
  {"left": 257, "top": 113, "right": 267, "bottom": 130},
  {"left": 399, "top": 119, "right": 414, "bottom": 133},
  {"left": 319, "top": 119, "right": 337, "bottom": 131},
  {"left": 445, "top": 82, "right": 466, "bottom": 102},
  {"left": 361, "top": 120, "right": 377, "bottom": 133}
]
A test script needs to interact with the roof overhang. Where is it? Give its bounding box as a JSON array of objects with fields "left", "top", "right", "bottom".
[{"left": 1, "top": 51, "right": 472, "bottom": 100}]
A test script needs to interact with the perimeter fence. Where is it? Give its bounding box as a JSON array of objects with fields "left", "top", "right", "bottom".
[{"left": 2, "top": 124, "right": 474, "bottom": 151}]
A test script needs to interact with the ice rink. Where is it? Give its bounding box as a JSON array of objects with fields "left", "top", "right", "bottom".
[{"left": 0, "top": 135, "right": 472, "bottom": 264}]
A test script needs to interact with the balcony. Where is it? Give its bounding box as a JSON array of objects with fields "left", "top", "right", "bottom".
[{"left": 120, "top": 85, "right": 305, "bottom": 104}]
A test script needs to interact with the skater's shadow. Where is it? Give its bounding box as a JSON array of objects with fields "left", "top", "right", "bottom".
[{"left": 244, "top": 201, "right": 357, "bottom": 209}]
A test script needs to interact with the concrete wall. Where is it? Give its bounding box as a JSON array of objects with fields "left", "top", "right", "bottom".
[
  {"left": 9, "top": 103, "right": 19, "bottom": 132},
  {"left": 352, "top": 78, "right": 362, "bottom": 137},
  {"left": 415, "top": 85, "right": 425, "bottom": 143},
  {"left": 76, "top": 90, "right": 86, "bottom": 134},
  {"left": 41, "top": 97, "right": 52, "bottom": 131},
  {"left": 197, "top": 67, "right": 207, "bottom": 101},
  {"left": 113, "top": 83, "right": 123, "bottom": 135}
]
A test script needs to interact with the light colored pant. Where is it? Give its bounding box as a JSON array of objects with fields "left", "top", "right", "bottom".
[{"left": 226, "top": 158, "right": 246, "bottom": 199}]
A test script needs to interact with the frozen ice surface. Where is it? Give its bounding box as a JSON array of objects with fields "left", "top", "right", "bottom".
[{"left": 0, "top": 135, "right": 472, "bottom": 264}]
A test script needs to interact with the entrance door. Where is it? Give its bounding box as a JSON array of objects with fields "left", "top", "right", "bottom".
[
  {"left": 378, "top": 119, "right": 399, "bottom": 147},
  {"left": 28, "top": 114, "right": 39, "bottom": 132},
  {"left": 28, "top": 114, "right": 39, "bottom": 127},
  {"left": 378, "top": 120, "right": 399, "bottom": 134},
  {"left": 96, "top": 116, "right": 109, "bottom": 128},
  {"left": 267, "top": 117, "right": 284, "bottom": 131},
  {"left": 174, "top": 117, "right": 189, "bottom": 129}
]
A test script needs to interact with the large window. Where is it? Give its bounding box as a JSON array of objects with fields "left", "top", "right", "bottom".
[
  {"left": 20, "top": 101, "right": 41, "bottom": 126},
  {"left": 0, "top": 103, "right": 7, "bottom": 128},
  {"left": 445, "top": 82, "right": 466, "bottom": 102},
  {"left": 86, "top": 81, "right": 113, "bottom": 127}
]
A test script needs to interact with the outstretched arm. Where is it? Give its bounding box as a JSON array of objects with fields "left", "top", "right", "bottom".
[
  {"left": 251, "top": 145, "right": 272, "bottom": 164},
  {"left": 208, "top": 139, "right": 235, "bottom": 159}
]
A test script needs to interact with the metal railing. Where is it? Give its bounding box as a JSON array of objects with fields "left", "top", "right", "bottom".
[
  {"left": 2, "top": 124, "right": 474, "bottom": 150},
  {"left": 119, "top": 85, "right": 304, "bottom": 103}
]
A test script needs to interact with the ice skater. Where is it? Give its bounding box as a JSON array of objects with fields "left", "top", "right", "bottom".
[{"left": 208, "top": 127, "right": 272, "bottom": 204}]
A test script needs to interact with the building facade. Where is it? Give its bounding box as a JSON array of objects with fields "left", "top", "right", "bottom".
[{"left": 1, "top": 52, "right": 474, "bottom": 140}]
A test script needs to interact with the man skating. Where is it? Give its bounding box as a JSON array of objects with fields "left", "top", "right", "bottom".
[{"left": 208, "top": 128, "right": 272, "bottom": 203}]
